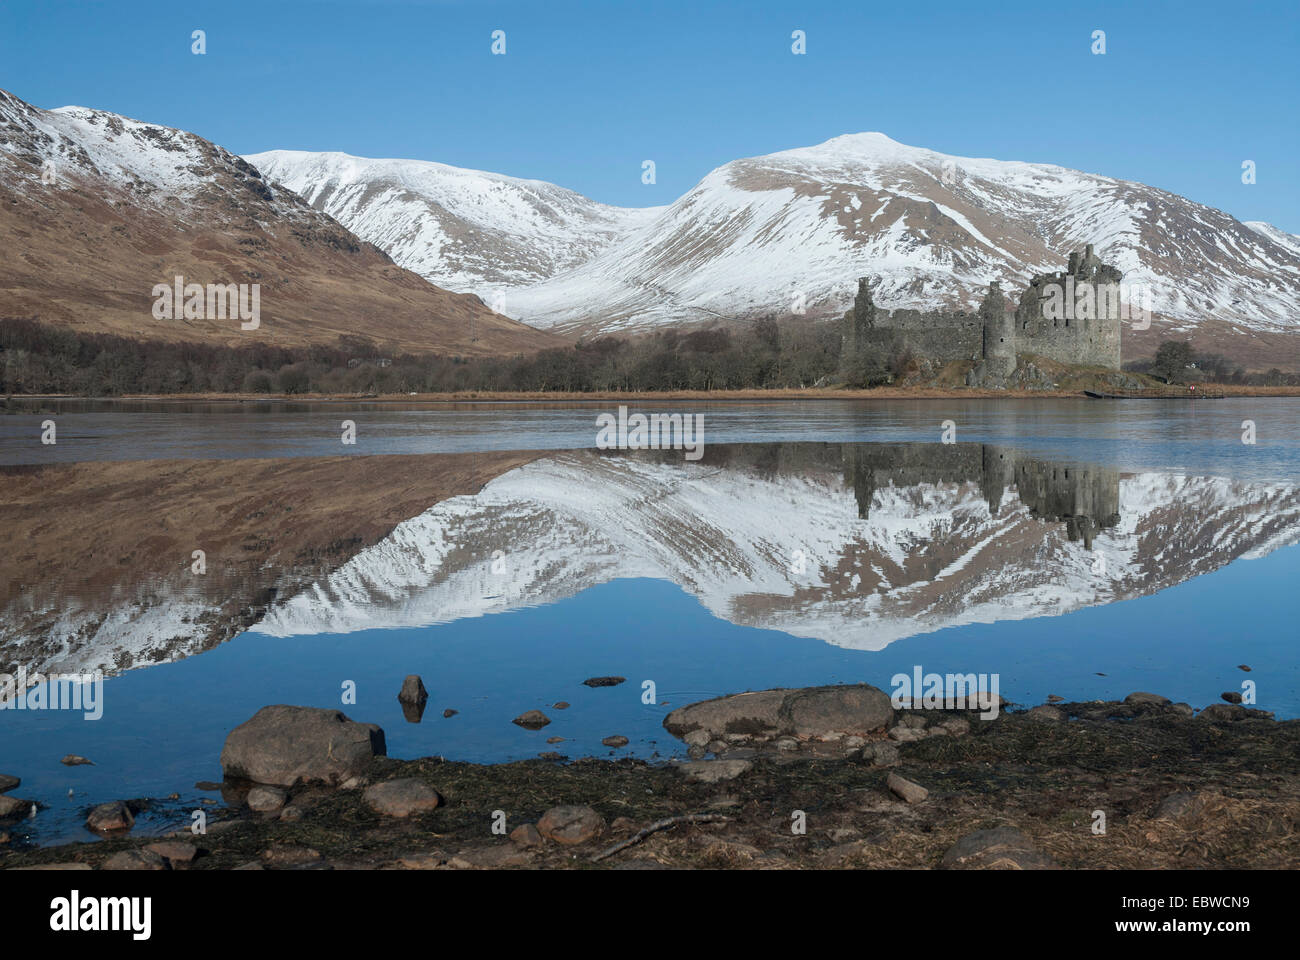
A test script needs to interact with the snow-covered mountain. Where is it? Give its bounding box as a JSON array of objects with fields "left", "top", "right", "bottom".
[
  {"left": 244, "top": 149, "right": 664, "bottom": 293},
  {"left": 246, "top": 135, "right": 1300, "bottom": 346},
  {"left": 0, "top": 88, "right": 560, "bottom": 355},
  {"left": 253, "top": 446, "right": 1300, "bottom": 652}
]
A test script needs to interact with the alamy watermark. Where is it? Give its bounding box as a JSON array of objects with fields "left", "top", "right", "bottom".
[
  {"left": 0, "top": 668, "right": 104, "bottom": 719},
  {"left": 890, "top": 665, "right": 1000, "bottom": 719},
  {"left": 596, "top": 405, "right": 704, "bottom": 460},
  {"left": 152, "top": 276, "right": 260, "bottom": 330}
]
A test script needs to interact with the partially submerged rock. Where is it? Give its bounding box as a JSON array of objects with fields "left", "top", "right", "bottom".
[
  {"left": 582, "top": 677, "right": 626, "bottom": 688},
  {"left": 398, "top": 675, "right": 428, "bottom": 705},
  {"left": 664, "top": 684, "right": 893, "bottom": 742},
  {"left": 0, "top": 774, "right": 19, "bottom": 794},
  {"left": 220, "top": 705, "right": 386, "bottom": 788},
  {"left": 61, "top": 755, "right": 94, "bottom": 766},
  {"left": 86, "top": 801, "right": 134, "bottom": 833},
  {"left": 513, "top": 710, "right": 551, "bottom": 729}
]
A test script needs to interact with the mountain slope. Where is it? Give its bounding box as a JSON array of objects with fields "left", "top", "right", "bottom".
[
  {"left": 244, "top": 149, "right": 664, "bottom": 295},
  {"left": 0, "top": 89, "right": 563, "bottom": 356},
  {"left": 252, "top": 134, "right": 1300, "bottom": 367}
]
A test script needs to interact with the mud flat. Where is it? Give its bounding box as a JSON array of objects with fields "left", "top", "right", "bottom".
[{"left": 2, "top": 687, "right": 1296, "bottom": 871}]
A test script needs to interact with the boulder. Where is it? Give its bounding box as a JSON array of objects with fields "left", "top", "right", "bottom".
[
  {"left": 61, "top": 755, "right": 93, "bottom": 766},
  {"left": 363, "top": 778, "right": 442, "bottom": 818},
  {"left": 220, "top": 705, "right": 386, "bottom": 788},
  {"left": 601, "top": 735, "right": 630, "bottom": 748},
  {"left": 86, "top": 801, "right": 134, "bottom": 833},
  {"left": 1220, "top": 691, "right": 1243, "bottom": 704},
  {"left": 666, "top": 684, "right": 892, "bottom": 742},
  {"left": 1198, "top": 703, "right": 1273, "bottom": 721},
  {"left": 537, "top": 805, "right": 605, "bottom": 845},
  {"left": 0, "top": 774, "right": 21, "bottom": 794},
  {"left": 779, "top": 685, "right": 894, "bottom": 738},
  {"left": 941, "top": 827, "right": 1058, "bottom": 870},
  {"left": 512, "top": 710, "right": 551, "bottom": 729}
]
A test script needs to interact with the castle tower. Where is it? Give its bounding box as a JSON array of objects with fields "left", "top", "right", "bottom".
[{"left": 979, "top": 280, "right": 1016, "bottom": 378}]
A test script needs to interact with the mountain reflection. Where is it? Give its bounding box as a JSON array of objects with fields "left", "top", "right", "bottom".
[{"left": 3, "top": 443, "right": 1299, "bottom": 687}]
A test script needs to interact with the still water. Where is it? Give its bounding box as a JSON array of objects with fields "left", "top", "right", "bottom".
[{"left": 1, "top": 399, "right": 1297, "bottom": 846}]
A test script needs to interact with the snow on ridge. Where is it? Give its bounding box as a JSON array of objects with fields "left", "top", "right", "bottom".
[{"left": 250, "top": 453, "right": 1300, "bottom": 651}]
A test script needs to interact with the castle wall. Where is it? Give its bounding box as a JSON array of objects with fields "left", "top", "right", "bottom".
[{"left": 863, "top": 309, "right": 981, "bottom": 362}]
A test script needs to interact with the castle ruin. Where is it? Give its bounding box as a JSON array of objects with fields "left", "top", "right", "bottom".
[{"left": 846, "top": 245, "right": 1124, "bottom": 382}]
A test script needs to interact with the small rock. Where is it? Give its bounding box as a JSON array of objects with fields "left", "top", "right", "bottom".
[
  {"left": 886, "top": 772, "right": 928, "bottom": 804},
  {"left": 513, "top": 710, "right": 551, "bottom": 729},
  {"left": 1221, "top": 691, "right": 1243, "bottom": 704},
  {"left": 582, "top": 677, "right": 626, "bottom": 688},
  {"left": 279, "top": 805, "right": 305, "bottom": 823},
  {"left": 145, "top": 841, "right": 197, "bottom": 865},
  {"left": 1237, "top": 664, "right": 1252, "bottom": 672},
  {"left": 941, "top": 827, "right": 1057, "bottom": 870},
  {"left": 610, "top": 816, "right": 636, "bottom": 833},
  {"left": 1154, "top": 791, "right": 1205, "bottom": 821},
  {"left": 61, "top": 755, "right": 94, "bottom": 766},
  {"left": 545, "top": 736, "right": 565, "bottom": 744},
  {"left": 510, "top": 823, "right": 543, "bottom": 847},
  {"left": 0, "top": 831, "right": 9, "bottom": 844},
  {"left": 887, "top": 725, "right": 926, "bottom": 742},
  {"left": 1026, "top": 705, "right": 1063, "bottom": 722},
  {"left": 687, "top": 745, "right": 707, "bottom": 759},
  {"left": 1123, "top": 692, "right": 1170, "bottom": 706},
  {"left": 537, "top": 752, "right": 566, "bottom": 761},
  {"left": 102, "top": 849, "right": 165, "bottom": 871},
  {"left": 443, "top": 709, "right": 458, "bottom": 718},
  {"left": 86, "top": 801, "right": 134, "bottom": 833},
  {"left": 842, "top": 735, "right": 866, "bottom": 749},
  {"left": 898, "top": 713, "right": 927, "bottom": 730},
  {"left": 775, "top": 737, "right": 800, "bottom": 752},
  {"left": 938, "top": 717, "right": 971, "bottom": 736},
  {"left": 261, "top": 846, "right": 322, "bottom": 867},
  {"left": 1046, "top": 694, "right": 1064, "bottom": 703},
  {"left": 861, "top": 741, "right": 900, "bottom": 766},
  {"left": 553, "top": 702, "right": 570, "bottom": 710},
  {"left": 363, "top": 779, "right": 442, "bottom": 818},
  {"left": 1170, "top": 702, "right": 1195, "bottom": 718},
  {"left": 537, "top": 805, "right": 605, "bottom": 845},
  {"left": 706, "top": 739, "right": 728, "bottom": 754},
  {"left": 681, "top": 759, "right": 752, "bottom": 783},
  {"left": 602, "top": 735, "right": 630, "bottom": 748},
  {"left": 247, "top": 785, "right": 288, "bottom": 812},
  {"left": 0, "top": 774, "right": 20, "bottom": 794},
  {"left": 398, "top": 675, "right": 428, "bottom": 705},
  {"left": 194, "top": 780, "right": 223, "bottom": 791}
]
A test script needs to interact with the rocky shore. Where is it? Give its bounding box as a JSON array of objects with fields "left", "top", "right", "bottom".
[{"left": 2, "top": 684, "right": 1297, "bottom": 870}]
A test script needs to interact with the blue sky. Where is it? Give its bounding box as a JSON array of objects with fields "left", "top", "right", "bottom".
[{"left": 3, "top": 0, "right": 1297, "bottom": 230}]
